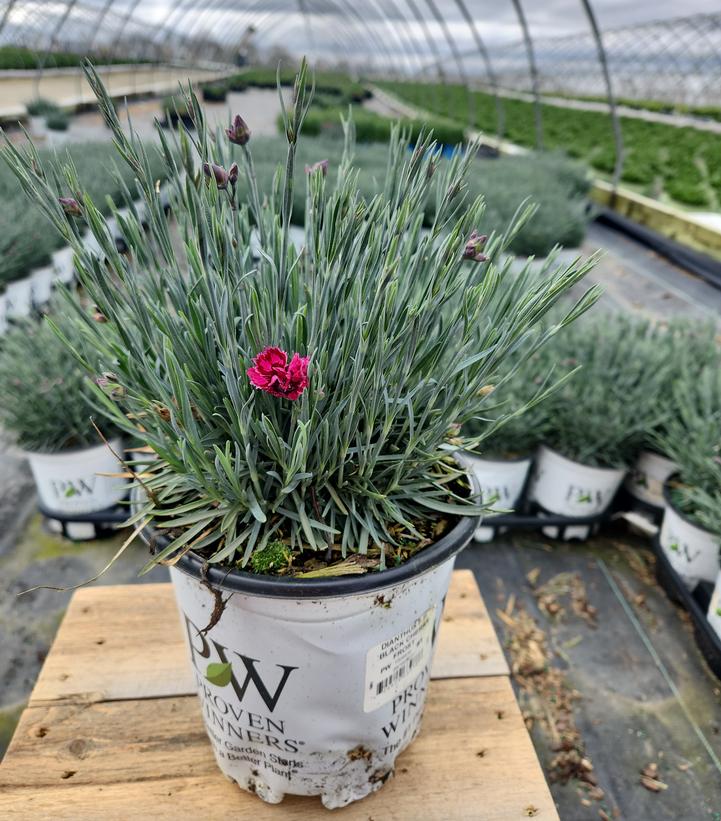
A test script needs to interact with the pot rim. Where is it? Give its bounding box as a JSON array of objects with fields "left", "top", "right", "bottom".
[
  {"left": 537, "top": 444, "right": 627, "bottom": 475},
  {"left": 138, "top": 479, "right": 479, "bottom": 600},
  {"left": 663, "top": 475, "right": 717, "bottom": 537},
  {"left": 24, "top": 435, "right": 123, "bottom": 460},
  {"left": 462, "top": 449, "right": 533, "bottom": 465}
]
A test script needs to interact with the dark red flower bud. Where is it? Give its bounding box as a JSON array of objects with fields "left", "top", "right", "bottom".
[
  {"left": 226, "top": 114, "right": 251, "bottom": 146},
  {"left": 203, "top": 162, "right": 229, "bottom": 190},
  {"left": 59, "top": 196, "right": 82, "bottom": 217},
  {"left": 228, "top": 162, "right": 239, "bottom": 186},
  {"left": 463, "top": 230, "right": 488, "bottom": 262}
]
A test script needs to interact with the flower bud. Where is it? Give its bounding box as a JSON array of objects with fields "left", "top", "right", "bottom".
[
  {"left": 463, "top": 230, "right": 488, "bottom": 262},
  {"left": 228, "top": 162, "right": 239, "bottom": 186},
  {"left": 225, "top": 114, "right": 250, "bottom": 146},
  {"left": 93, "top": 310, "right": 108, "bottom": 323},
  {"left": 305, "top": 159, "right": 329, "bottom": 176},
  {"left": 59, "top": 196, "right": 82, "bottom": 217},
  {"left": 203, "top": 162, "right": 229, "bottom": 190}
]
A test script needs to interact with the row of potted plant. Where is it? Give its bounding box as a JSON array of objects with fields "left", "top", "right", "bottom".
[
  {"left": 1, "top": 62, "right": 600, "bottom": 807},
  {"left": 0, "top": 307, "right": 126, "bottom": 526}
]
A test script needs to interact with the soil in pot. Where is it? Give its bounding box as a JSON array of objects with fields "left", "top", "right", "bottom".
[
  {"left": 143, "top": 505, "right": 476, "bottom": 808},
  {"left": 659, "top": 484, "right": 721, "bottom": 590},
  {"left": 527, "top": 445, "right": 626, "bottom": 540}
]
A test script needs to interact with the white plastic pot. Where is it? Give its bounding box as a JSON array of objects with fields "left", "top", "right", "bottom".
[
  {"left": 528, "top": 445, "right": 626, "bottom": 540},
  {"left": 0, "top": 291, "right": 7, "bottom": 336},
  {"left": 464, "top": 452, "right": 532, "bottom": 542},
  {"left": 624, "top": 449, "right": 678, "bottom": 509},
  {"left": 5, "top": 276, "right": 34, "bottom": 319},
  {"left": 159, "top": 511, "right": 475, "bottom": 809},
  {"left": 659, "top": 494, "right": 720, "bottom": 590},
  {"left": 30, "top": 266, "right": 55, "bottom": 308},
  {"left": 51, "top": 246, "right": 76, "bottom": 285},
  {"left": 27, "top": 438, "right": 127, "bottom": 515},
  {"left": 707, "top": 571, "right": 721, "bottom": 642}
]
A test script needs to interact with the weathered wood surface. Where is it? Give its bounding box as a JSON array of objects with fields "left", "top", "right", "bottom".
[{"left": 0, "top": 569, "right": 553, "bottom": 820}]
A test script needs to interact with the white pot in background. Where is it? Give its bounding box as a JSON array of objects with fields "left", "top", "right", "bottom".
[
  {"left": 659, "top": 497, "right": 720, "bottom": 590},
  {"left": 162, "top": 513, "right": 475, "bottom": 809},
  {"left": 528, "top": 445, "right": 626, "bottom": 540},
  {"left": 0, "top": 290, "right": 7, "bottom": 335},
  {"left": 464, "top": 452, "right": 532, "bottom": 542},
  {"left": 30, "top": 266, "right": 55, "bottom": 308},
  {"left": 51, "top": 246, "right": 76, "bottom": 285},
  {"left": 625, "top": 449, "right": 678, "bottom": 509},
  {"left": 707, "top": 571, "right": 721, "bottom": 642},
  {"left": 5, "top": 276, "right": 34, "bottom": 320},
  {"left": 29, "top": 115, "right": 47, "bottom": 137},
  {"left": 27, "top": 438, "right": 127, "bottom": 515}
]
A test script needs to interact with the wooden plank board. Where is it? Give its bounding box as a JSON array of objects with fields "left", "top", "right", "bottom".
[
  {"left": 29, "top": 570, "right": 507, "bottom": 706},
  {"left": 0, "top": 677, "right": 557, "bottom": 820}
]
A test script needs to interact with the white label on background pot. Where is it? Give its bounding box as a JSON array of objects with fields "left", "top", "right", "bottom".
[
  {"left": 364, "top": 606, "right": 435, "bottom": 712},
  {"left": 659, "top": 503, "right": 720, "bottom": 589}
]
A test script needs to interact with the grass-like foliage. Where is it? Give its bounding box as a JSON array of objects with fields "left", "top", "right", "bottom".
[
  {"left": 656, "top": 366, "right": 721, "bottom": 535},
  {"left": 534, "top": 312, "right": 675, "bottom": 468},
  {"left": 0, "top": 308, "right": 117, "bottom": 453},
  {"left": 1, "top": 61, "right": 599, "bottom": 573}
]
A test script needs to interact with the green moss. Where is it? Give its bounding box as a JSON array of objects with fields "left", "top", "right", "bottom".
[
  {"left": 0, "top": 702, "right": 25, "bottom": 758},
  {"left": 17, "top": 514, "right": 122, "bottom": 562},
  {"left": 249, "top": 541, "right": 292, "bottom": 574}
]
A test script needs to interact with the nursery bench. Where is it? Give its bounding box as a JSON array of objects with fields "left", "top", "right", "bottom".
[{"left": 0, "top": 570, "right": 558, "bottom": 820}]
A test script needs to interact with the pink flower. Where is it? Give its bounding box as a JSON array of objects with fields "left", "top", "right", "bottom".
[
  {"left": 247, "top": 347, "right": 309, "bottom": 400},
  {"left": 305, "top": 159, "right": 329, "bottom": 176}
]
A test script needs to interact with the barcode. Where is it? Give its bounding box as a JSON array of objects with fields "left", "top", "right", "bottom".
[{"left": 375, "top": 650, "right": 424, "bottom": 695}]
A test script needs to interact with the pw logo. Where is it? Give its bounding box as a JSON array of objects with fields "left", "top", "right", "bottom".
[
  {"left": 51, "top": 477, "right": 97, "bottom": 499},
  {"left": 184, "top": 614, "right": 297, "bottom": 712}
]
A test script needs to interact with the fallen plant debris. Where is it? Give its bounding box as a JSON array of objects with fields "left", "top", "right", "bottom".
[
  {"left": 640, "top": 762, "right": 669, "bottom": 793},
  {"left": 527, "top": 570, "right": 598, "bottom": 627},
  {"left": 496, "top": 596, "right": 606, "bottom": 812}
]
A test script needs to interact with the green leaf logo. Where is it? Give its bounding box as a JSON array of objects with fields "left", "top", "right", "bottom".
[
  {"left": 64, "top": 486, "right": 77, "bottom": 498},
  {"left": 670, "top": 542, "right": 679, "bottom": 552},
  {"left": 205, "top": 661, "right": 232, "bottom": 687},
  {"left": 716, "top": 607, "right": 721, "bottom": 617}
]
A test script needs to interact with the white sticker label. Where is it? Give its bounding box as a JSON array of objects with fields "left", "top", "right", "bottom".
[{"left": 364, "top": 607, "right": 436, "bottom": 713}]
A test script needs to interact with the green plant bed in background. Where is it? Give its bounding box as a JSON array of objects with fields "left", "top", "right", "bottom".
[
  {"left": 0, "top": 142, "right": 167, "bottom": 286},
  {"left": 379, "top": 80, "right": 721, "bottom": 209},
  {"left": 280, "top": 106, "right": 466, "bottom": 148},
  {"left": 247, "top": 134, "right": 589, "bottom": 256},
  {"left": 0, "top": 45, "right": 154, "bottom": 71},
  {"left": 25, "top": 98, "right": 60, "bottom": 117},
  {"left": 201, "top": 83, "right": 227, "bottom": 103},
  {"left": 235, "top": 66, "right": 369, "bottom": 102}
]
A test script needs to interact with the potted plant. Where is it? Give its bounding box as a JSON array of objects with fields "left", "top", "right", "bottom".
[
  {"left": 2, "top": 62, "right": 598, "bottom": 807},
  {"left": 624, "top": 319, "right": 718, "bottom": 514},
  {"left": 202, "top": 82, "right": 229, "bottom": 103},
  {"left": 527, "top": 313, "right": 672, "bottom": 539},
  {"left": 0, "top": 309, "right": 126, "bottom": 521},
  {"left": 656, "top": 366, "right": 721, "bottom": 590},
  {"left": 160, "top": 94, "right": 194, "bottom": 128},
  {"left": 461, "top": 341, "right": 573, "bottom": 542}
]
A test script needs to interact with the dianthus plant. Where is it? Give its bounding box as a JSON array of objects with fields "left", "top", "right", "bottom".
[{"left": 2, "top": 61, "right": 598, "bottom": 573}]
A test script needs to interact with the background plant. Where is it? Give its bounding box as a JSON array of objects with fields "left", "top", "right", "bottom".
[
  {"left": 2, "top": 62, "right": 599, "bottom": 573},
  {"left": 0, "top": 305, "right": 118, "bottom": 453},
  {"left": 0, "top": 141, "right": 168, "bottom": 286},
  {"left": 656, "top": 366, "right": 721, "bottom": 535},
  {"left": 536, "top": 312, "right": 674, "bottom": 468}
]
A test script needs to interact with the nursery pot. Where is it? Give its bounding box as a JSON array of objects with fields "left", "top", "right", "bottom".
[
  {"left": 528, "top": 445, "right": 626, "bottom": 540},
  {"left": 463, "top": 452, "right": 532, "bottom": 542},
  {"left": 27, "top": 438, "right": 127, "bottom": 516},
  {"left": 707, "top": 571, "right": 721, "bottom": 642},
  {"left": 624, "top": 449, "right": 678, "bottom": 509},
  {"left": 142, "top": 501, "right": 476, "bottom": 809},
  {"left": 659, "top": 482, "right": 720, "bottom": 590}
]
